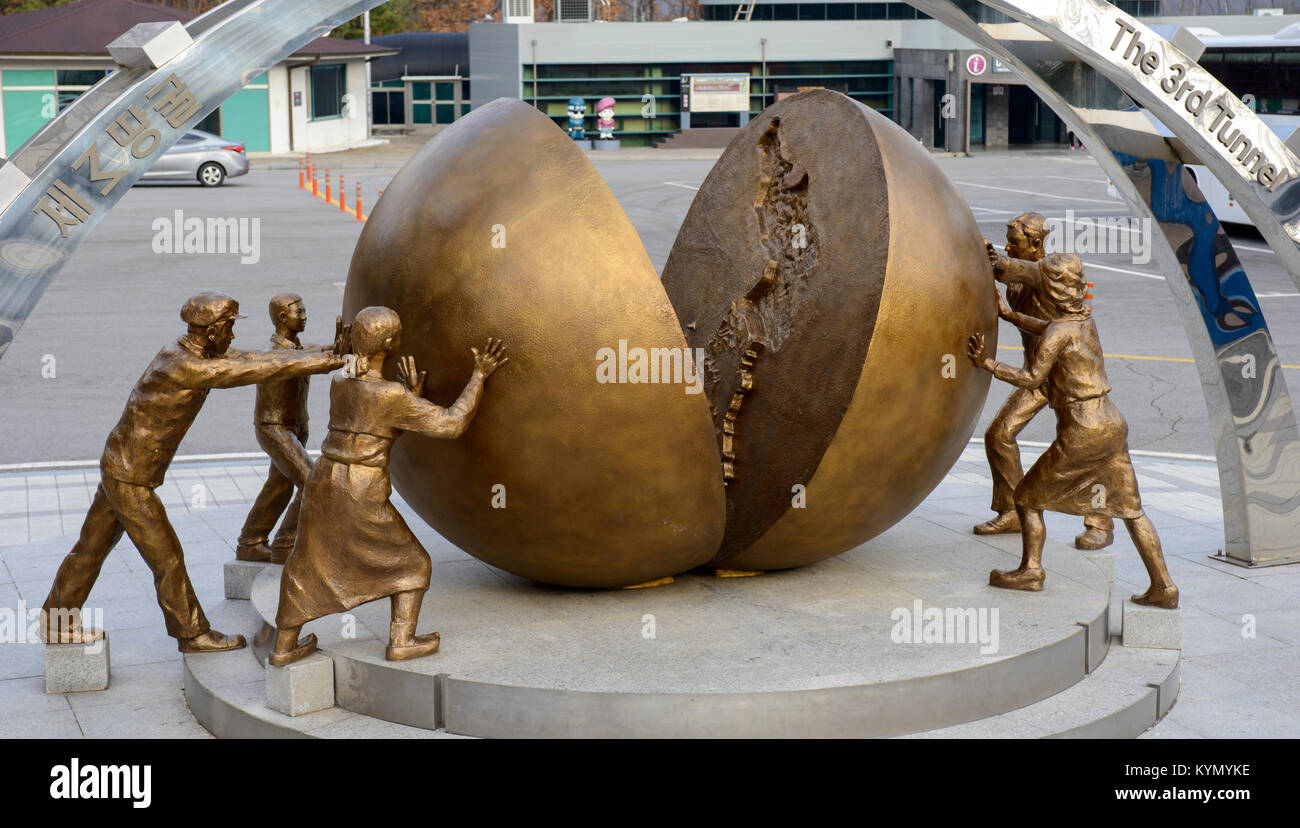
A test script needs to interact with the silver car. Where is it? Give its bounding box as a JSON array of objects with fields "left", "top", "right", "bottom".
[{"left": 139, "top": 129, "right": 249, "bottom": 187}]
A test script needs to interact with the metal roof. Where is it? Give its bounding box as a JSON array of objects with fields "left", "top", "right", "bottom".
[
  {"left": 0, "top": 0, "right": 397, "bottom": 59},
  {"left": 370, "top": 32, "right": 469, "bottom": 81}
]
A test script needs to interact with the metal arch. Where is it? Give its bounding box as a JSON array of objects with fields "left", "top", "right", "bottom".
[
  {"left": 904, "top": 0, "right": 1300, "bottom": 565},
  {"left": 982, "top": 0, "right": 1300, "bottom": 290},
  {"left": 0, "top": 0, "right": 389, "bottom": 358}
]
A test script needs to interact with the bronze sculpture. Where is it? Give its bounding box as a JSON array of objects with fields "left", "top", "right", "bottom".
[
  {"left": 978, "top": 213, "right": 1115, "bottom": 551},
  {"left": 236, "top": 293, "right": 328, "bottom": 563},
  {"left": 968, "top": 253, "right": 1179, "bottom": 608},
  {"left": 342, "top": 98, "right": 726, "bottom": 589},
  {"left": 661, "top": 88, "right": 996, "bottom": 573},
  {"left": 269, "top": 307, "right": 508, "bottom": 666},
  {"left": 342, "top": 92, "right": 995, "bottom": 586},
  {"left": 41, "top": 292, "right": 346, "bottom": 651}
]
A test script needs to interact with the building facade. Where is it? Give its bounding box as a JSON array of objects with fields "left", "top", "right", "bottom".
[
  {"left": 469, "top": 3, "right": 1293, "bottom": 151},
  {"left": 368, "top": 32, "right": 471, "bottom": 130},
  {"left": 469, "top": 19, "right": 970, "bottom": 146}
]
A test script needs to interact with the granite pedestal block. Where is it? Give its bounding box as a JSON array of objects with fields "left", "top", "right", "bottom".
[
  {"left": 592, "top": 138, "right": 621, "bottom": 151},
  {"left": 1122, "top": 602, "right": 1182, "bottom": 649},
  {"left": 266, "top": 652, "right": 334, "bottom": 716},
  {"left": 225, "top": 560, "right": 273, "bottom": 600},
  {"left": 45, "top": 634, "right": 110, "bottom": 693}
]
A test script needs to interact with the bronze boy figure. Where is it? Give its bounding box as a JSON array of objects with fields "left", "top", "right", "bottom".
[
  {"left": 236, "top": 293, "right": 329, "bottom": 563},
  {"left": 977, "top": 212, "right": 1114, "bottom": 551},
  {"left": 968, "top": 254, "right": 1178, "bottom": 608},
  {"left": 270, "top": 307, "right": 508, "bottom": 665},
  {"left": 42, "top": 292, "right": 346, "bottom": 651}
]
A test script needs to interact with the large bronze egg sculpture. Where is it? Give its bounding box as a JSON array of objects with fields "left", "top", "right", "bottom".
[
  {"left": 661, "top": 89, "right": 996, "bottom": 571},
  {"left": 342, "top": 98, "right": 726, "bottom": 588},
  {"left": 343, "top": 92, "right": 994, "bottom": 587}
]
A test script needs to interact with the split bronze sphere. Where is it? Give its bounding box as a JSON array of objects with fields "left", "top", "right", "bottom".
[{"left": 343, "top": 90, "right": 996, "bottom": 587}]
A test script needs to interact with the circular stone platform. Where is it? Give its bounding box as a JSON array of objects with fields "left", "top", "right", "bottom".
[{"left": 244, "top": 521, "right": 1112, "bottom": 738}]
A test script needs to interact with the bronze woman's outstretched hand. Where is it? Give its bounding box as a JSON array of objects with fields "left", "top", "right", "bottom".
[{"left": 472, "top": 337, "right": 509, "bottom": 378}]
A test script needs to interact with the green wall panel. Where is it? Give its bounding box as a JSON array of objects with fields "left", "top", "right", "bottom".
[
  {"left": 220, "top": 87, "right": 270, "bottom": 152},
  {"left": 3, "top": 89, "right": 54, "bottom": 154},
  {"left": 2, "top": 69, "right": 55, "bottom": 87}
]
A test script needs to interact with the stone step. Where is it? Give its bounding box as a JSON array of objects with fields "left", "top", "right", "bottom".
[
  {"left": 242, "top": 540, "right": 1115, "bottom": 738},
  {"left": 903, "top": 642, "right": 1180, "bottom": 739},
  {"left": 654, "top": 127, "right": 742, "bottom": 149},
  {"left": 178, "top": 506, "right": 1183, "bottom": 739},
  {"left": 182, "top": 600, "right": 463, "bottom": 739}
]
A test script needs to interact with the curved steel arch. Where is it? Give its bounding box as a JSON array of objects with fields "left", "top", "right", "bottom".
[
  {"left": 0, "top": 0, "right": 388, "bottom": 356},
  {"left": 984, "top": 0, "right": 1300, "bottom": 284},
  {"left": 905, "top": 0, "right": 1300, "bottom": 565}
]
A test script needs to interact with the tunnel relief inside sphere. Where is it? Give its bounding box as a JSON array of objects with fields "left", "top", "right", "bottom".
[{"left": 661, "top": 88, "right": 997, "bottom": 571}]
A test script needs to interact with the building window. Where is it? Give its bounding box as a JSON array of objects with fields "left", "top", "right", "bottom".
[
  {"left": 310, "top": 63, "right": 346, "bottom": 120},
  {"left": 56, "top": 69, "right": 107, "bottom": 87}
]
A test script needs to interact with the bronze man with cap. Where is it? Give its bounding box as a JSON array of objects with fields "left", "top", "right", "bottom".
[
  {"left": 41, "top": 291, "right": 347, "bottom": 653},
  {"left": 976, "top": 212, "right": 1115, "bottom": 551},
  {"left": 968, "top": 254, "right": 1177, "bottom": 607},
  {"left": 235, "top": 293, "right": 326, "bottom": 563}
]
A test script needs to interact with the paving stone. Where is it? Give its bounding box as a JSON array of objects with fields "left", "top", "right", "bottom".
[
  {"left": 0, "top": 675, "right": 72, "bottom": 713},
  {"left": 65, "top": 660, "right": 183, "bottom": 710},
  {"left": 1138, "top": 716, "right": 1205, "bottom": 739},
  {"left": 74, "top": 695, "right": 211, "bottom": 739},
  {"left": 0, "top": 708, "right": 84, "bottom": 738}
]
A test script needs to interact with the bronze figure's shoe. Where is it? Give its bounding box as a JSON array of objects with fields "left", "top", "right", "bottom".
[
  {"left": 41, "top": 617, "right": 106, "bottom": 645},
  {"left": 974, "top": 511, "right": 1021, "bottom": 535},
  {"left": 267, "top": 633, "right": 317, "bottom": 666},
  {"left": 39, "top": 608, "right": 105, "bottom": 644},
  {"left": 386, "top": 631, "right": 440, "bottom": 662},
  {"left": 1131, "top": 585, "right": 1179, "bottom": 609},
  {"left": 236, "top": 542, "right": 273, "bottom": 562},
  {"left": 989, "top": 566, "right": 1045, "bottom": 591},
  {"left": 268, "top": 542, "right": 294, "bottom": 565},
  {"left": 178, "top": 630, "right": 247, "bottom": 653},
  {"left": 1075, "top": 527, "right": 1114, "bottom": 550}
]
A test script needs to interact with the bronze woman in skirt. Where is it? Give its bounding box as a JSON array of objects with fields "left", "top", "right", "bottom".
[
  {"left": 968, "top": 253, "right": 1178, "bottom": 609},
  {"left": 269, "top": 306, "right": 508, "bottom": 665}
]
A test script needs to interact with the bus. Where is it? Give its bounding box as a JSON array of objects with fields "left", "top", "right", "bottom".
[{"left": 1182, "top": 25, "right": 1300, "bottom": 225}]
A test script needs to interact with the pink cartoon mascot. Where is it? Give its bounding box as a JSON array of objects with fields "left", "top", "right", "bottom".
[{"left": 596, "top": 96, "right": 616, "bottom": 141}]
